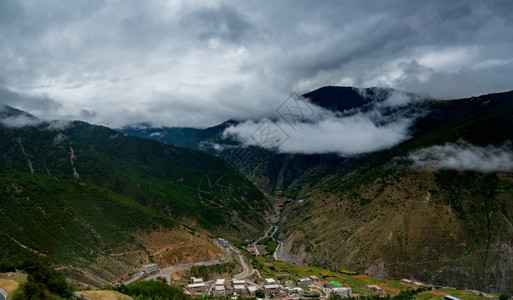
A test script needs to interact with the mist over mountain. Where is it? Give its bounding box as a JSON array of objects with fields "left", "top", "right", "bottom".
[
  {"left": 118, "top": 87, "right": 513, "bottom": 293},
  {"left": 2, "top": 0, "right": 513, "bottom": 296},
  {"left": 121, "top": 87, "right": 428, "bottom": 156}
]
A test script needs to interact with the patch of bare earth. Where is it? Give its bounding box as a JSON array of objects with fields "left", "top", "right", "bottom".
[
  {"left": 378, "top": 283, "right": 400, "bottom": 296},
  {"left": 65, "top": 227, "right": 226, "bottom": 288},
  {"left": 0, "top": 273, "right": 26, "bottom": 295},
  {"left": 0, "top": 279, "right": 19, "bottom": 295}
]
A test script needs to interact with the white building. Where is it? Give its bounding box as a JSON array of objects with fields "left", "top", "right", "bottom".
[
  {"left": 213, "top": 285, "right": 226, "bottom": 297},
  {"left": 264, "top": 278, "right": 281, "bottom": 295},
  {"left": 264, "top": 279, "right": 281, "bottom": 295},
  {"left": 232, "top": 279, "right": 246, "bottom": 296},
  {"left": 191, "top": 277, "right": 204, "bottom": 284},
  {"left": 233, "top": 284, "right": 246, "bottom": 296},
  {"left": 187, "top": 283, "right": 206, "bottom": 295},
  {"left": 366, "top": 285, "right": 386, "bottom": 296},
  {"left": 297, "top": 278, "right": 312, "bottom": 286},
  {"left": 233, "top": 279, "right": 245, "bottom": 285},
  {"left": 142, "top": 263, "right": 158, "bottom": 274},
  {"left": 216, "top": 279, "right": 226, "bottom": 286},
  {"left": 212, "top": 278, "right": 226, "bottom": 296},
  {"left": 264, "top": 284, "right": 281, "bottom": 295},
  {"left": 332, "top": 287, "right": 352, "bottom": 297},
  {"left": 217, "top": 238, "right": 229, "bottom": 247},
  {"left": 247, "top": 286, "right": 258, "bottom": 298},
  {"left": 288, "top": 287, "right": 304, "bottom": 296}
]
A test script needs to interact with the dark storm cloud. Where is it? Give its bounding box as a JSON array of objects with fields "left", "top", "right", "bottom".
[
  {"left": 0, "top": 0, "right": 512, "bottom": 130},
  {"left": 182, "top": 4, "right": 253, "bottom": 43},
  {"left": 0, "top": 86, "right": 61, "bottom": 116}
]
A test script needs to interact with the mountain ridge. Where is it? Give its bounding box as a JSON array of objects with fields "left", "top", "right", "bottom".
[
  {"left": 117, "top": 87, "right": 513, "bottom": 293},
  {"left": 0, "top": 111, "right": 271, "bottom": 287}
]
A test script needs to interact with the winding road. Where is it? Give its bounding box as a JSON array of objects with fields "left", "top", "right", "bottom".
[
  {"left": 252, "top": 211, "right": 280, "bottom": 256},
  {"left": 124, "top": 198, "right": 301, "bottom": 287},
  {"left": 0, "top": 288, "right": 7, "bottom": 300},
  {"left": 252, "top": 199, "right": 302, "bottom": 265},
  {"left": 273, "top": 241, "right": 303, "bottom": 265},
  {"left": 123, "top": 238, "right": 259, "bottom": 286}
]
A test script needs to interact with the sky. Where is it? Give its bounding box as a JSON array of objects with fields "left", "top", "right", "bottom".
[{"left": 1, "top": 0, "right": 513, "bottom": 128}]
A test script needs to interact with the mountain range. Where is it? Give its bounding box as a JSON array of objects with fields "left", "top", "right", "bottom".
[
  {"left": 119, "top": 86, "right": 513, "bottom": 293},
  {"left": 0, "top": 105, "right": 270, "bottom": 287},
  {"left": 1, "top": 86, "right": 513, "bottom": 293}
]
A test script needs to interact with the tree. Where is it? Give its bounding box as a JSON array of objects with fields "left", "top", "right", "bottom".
[{"left": 256, "top": 289, "right": 265, "bottom": 298}]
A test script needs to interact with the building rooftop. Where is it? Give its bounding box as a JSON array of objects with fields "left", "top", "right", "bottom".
[
  {"left": 216, "top": 279, "right": 226, "bottom": 285},
  {"left": 188, "top": 283, "right": 206, "bottom": 288},
  {"left": 264, "top": 284, "right": 281, "bottom": 289},
  {"left": 247, "top": 286, "right": 258, "bottom": 292}
]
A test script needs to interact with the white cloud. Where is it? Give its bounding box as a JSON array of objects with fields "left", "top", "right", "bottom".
[
  {"left": 0, "top": 105, "right": 71, "bottom": 129},
  {"left": 0, "top": 115, "right": 41, "bottom": 128},
  {"left": 406, "top": 141, "right": 513, "bottom": 172},
  {"left": 223, "top": 92, "right": 420, "bottom": 156}
]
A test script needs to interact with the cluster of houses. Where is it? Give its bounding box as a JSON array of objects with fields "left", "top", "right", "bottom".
[
  {"left": 140, "top": 261, "right": 431, "bottom": 299},
  {"left": 184, "top": 274, "right": 354, "bottom": 298},
  {"left": 217, "top": 238, "right": 230, "bottom": 248},
  {"left": 185, "top": 277, "right": 259, "bottom": 298}
]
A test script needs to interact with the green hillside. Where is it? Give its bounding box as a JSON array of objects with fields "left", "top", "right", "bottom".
[
  {"left": 0, "top": 165, "right": 176, "bottom": 264},
  {"left": 0, "top": 108, "right": 270, "bottom": 241},
  {"left": 279, "top": 91, "right": 513, "bottom": 293},
  {"left": 0, "top": 106, "right": 271, "bottom": 286}
]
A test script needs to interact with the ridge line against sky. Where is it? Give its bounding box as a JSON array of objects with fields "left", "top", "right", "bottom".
[{"left": 1, "top": 0, "right": 512, "bottom": 128}]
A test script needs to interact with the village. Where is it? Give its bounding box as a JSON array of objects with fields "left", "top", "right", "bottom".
[{"left": 133, "top": 239, "right": 441, "bottom": 300}]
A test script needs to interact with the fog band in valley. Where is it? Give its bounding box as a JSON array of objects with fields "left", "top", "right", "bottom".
[{"left": 406, "top": 140, "right": 513, "bottom": 172}]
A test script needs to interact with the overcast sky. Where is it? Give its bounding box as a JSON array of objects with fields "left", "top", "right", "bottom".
[{"left": 1, "top": 0, "right": 512, "bottom": 128}]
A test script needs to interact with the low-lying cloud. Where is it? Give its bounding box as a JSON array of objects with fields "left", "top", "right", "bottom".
[
  {"left": 406, "top": 141, "right": 513, "bottom": 172},
  {"left": 0, "top": 105, "right": 71, "bottom": 130},
  {"left": 222, "top": 92, "right": 423, "bottom": 156},
  {"left": 0, "top": 114, "right": 41, "bottom": 128}
]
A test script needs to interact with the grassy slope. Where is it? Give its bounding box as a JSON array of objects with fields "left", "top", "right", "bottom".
[
  {"left": 280, "top": 91, "right": 513, "bottom": 293},
  {"left": 0, "top": 165, "right": 175, "bottom": 263},
  {"left": 0, "top": 118, "right": 270, "bottom": 242},
  {"left": 0, "top": 112, "right": 270, "bottom": 286}
]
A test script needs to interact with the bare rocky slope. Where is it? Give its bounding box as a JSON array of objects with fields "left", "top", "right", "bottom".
[{"left": 279, "top": 91, "right": 513, "bottom": 293}]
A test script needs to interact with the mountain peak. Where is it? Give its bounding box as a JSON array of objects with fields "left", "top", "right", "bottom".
[
  {"left": 0, "top": 105, "right": 41, "bottom": 128},
  {"left": 0, "top": 105, "right": 37, "bottom": 118},
  {"left": 302, "top": 86, "right": 398, "bottom": 112}
]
